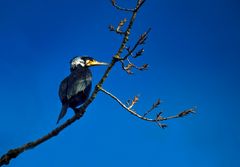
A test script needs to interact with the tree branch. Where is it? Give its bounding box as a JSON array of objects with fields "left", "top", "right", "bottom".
[
  {"left": 98, "top": 86, "right": 155, "bottom": 122},
  {"left": 111, "top": 0, "right": 146, "bottom": 12},
  {"left": 122, "top": 28, "right": 151, "bottom": 60},
  {"left": 111, "top": 0, "right": 135, "bottom": 12},
  {"left": 113, "top": 0, "right": 146, "bottom": 59},
  {"left": 120, "top": 57, "right": 148, "bottom": 74},
  {"left": 0, "top": 0, "right": 195, "bottom": 165},
  {"left": 0, "top": 109, "right": 85, "bottom": 166},
  {"left": 0, "top": 0, "right": 146, "bottom": 166},
  {"left": 98, "top": 86, "right": 196, "bottom": 127}
]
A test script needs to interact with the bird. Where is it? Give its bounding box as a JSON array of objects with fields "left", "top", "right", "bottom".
[{"left": 57, "top": 56, "right": 108, "bottom": 124}]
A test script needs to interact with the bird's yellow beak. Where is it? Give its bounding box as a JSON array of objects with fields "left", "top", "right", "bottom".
[{"left": 86, "top": 59, "right": 108, "bottom": 67}]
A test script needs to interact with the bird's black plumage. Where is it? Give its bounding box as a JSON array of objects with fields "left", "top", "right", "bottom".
[
  {"left": 57, "top": 56, "right": 107, "bottom": 124},
  {"left": 57, "top": 66, "right": 92, "bottom": 124}
]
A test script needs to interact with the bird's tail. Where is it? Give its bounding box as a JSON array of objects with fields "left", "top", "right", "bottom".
[{"left": 56, "top": 104, "right": 68, "bottom": 124}]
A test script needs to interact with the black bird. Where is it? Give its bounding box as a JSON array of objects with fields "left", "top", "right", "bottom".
[{"left": 57, "top": 56, "right": 108, "bottom": 124}]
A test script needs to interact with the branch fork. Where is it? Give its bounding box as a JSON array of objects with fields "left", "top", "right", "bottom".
[
  {"left": 98, "top": 86, "right": 196, "bottom": 128},
  {"left": 0, "top": 0, "right": 196, "bottom": 166}
]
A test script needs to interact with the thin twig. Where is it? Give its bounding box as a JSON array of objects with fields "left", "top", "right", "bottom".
[
  {"left": 0, "top": 0, "right": 196, "bottom": 165},
  {"left": 114, "top": 0, "right": 147, "bottom": 59},
  {"left": 109, "top": 18, "right": 127, "bottom": 35},
  {"left": 98, "top": 86, "right": 157, "bottom": 122},
  {"left": 127, "top": 95, "right": 139, "bottom": 109},
  {"left": 111, "top": 0, "right": 135, "bottom": 12},
  {"left": 0, "top": 1, "right": 146, "bottom": 166},
  {"left": 122, "top": 27, "right": 151, "bottom": 60},
  {"left": 111, "top": 0, "right": 146, "bottom": 12},
  {"left": 98, "top": 86, "right": 196, "bottom": 124},
  {"left": 0, "top": 110, "right": 85, "bottom": 166},
  {"left": 143, "top": 99, "right": 161, "bottom": 117},
  {"left": 126, "top": 58, "right": 148, "bottom": 71},
  {"left": 120, "top": 58, "right": 148, "bottom": 74}
]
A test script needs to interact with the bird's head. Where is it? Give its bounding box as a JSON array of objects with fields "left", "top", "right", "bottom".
[{"left": 70, "top": 56, "right": 108, "bottom": 71}]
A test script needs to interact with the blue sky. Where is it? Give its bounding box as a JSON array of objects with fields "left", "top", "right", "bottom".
[{"left": 0, "top": 0, "right": 239, "bottom": 166}]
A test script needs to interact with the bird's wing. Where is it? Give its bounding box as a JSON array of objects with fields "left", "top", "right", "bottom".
[
  {"left": 66, "top": 69, "right": 92, "bottom": 100},
  {"left": 58, "top": 77, "right": 69, "bottom": 103}
]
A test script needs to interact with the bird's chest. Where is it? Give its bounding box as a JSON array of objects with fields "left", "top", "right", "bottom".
[{"left": 66, "top": 69, "right": 92, "bottom": 98}]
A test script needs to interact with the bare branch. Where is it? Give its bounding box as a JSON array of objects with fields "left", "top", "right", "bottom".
[
  {"left": 111, "top": 0, "right": 134, "bottom": 12},
  {"left": 122, "top": 28, "right": 151, "bottom": 60},
  {"left": 156, "top": 122, "right": 168, "bottom": 129},
  {"left": 108, "top": 25, "right": 115, "bottom": 31},
  {"left": 0, "top": 1, "right": 147, "bottom": 165},
  {"left": 143, "top": 99, "right": 161, "bottom": 117},
  {"left": 161, "top": 107, "right": 196, "bottom": 121},
  {"left": 98, "top": 86, "right": 196, "bottom": 126},
  {"left": 133, "top": 48, "right": 144, "bottom": 58},
  {"left": 98, "top": 86, "right": 157, "bottom": 122},
  {"left": 136, "top": 0, "right": 146, "bottom": 11},
  {"left": 116, "top": 18, "right": 127, "bottom": 33},
  {"left": 126, "top": 58, "right": 148, "bottom": 71},
  {"left": 109, "top": 18, "right": 127, "bottom": 35},
  {"left": 178, "top": 108, "right": 196, "bottom": 117},
  {"left": 0, "top": 0, "right": 195, "bottom": 165},
  {"left": 120, "top": 58, "right": 148, "bottom": 74},
  {"left": 0, "top": 109, "right": 85, "bottom": 166},
  {"left": 138, "top": 28, "right": 151, "bottom": 45},
  {"left": 113, "top": 0, "right": 147, "bottom": 59},
  {"left": 118, "top": 27, "right": 151, "bottom": 74},
  {"left": 120, "top": 60, "right": 132, "bottom": 74},
  {"left": 127, "top": 95, "right": 139, "bottom": 109}
]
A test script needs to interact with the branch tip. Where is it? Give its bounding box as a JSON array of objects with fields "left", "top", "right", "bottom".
[
  {"left": 108, "top": 25, "right": 115, "bottom": 31},
  {"left": 133, "top": 48, "right": 144, "bottom": 58},
  {"left": 0, "top": 0, "right": 195, "bottom": 165},
  {"left": 143, "top": 99, "right": 161, "bottom": 117},
  {"left": 156, "top": 122, "right": 167, "bottom": 129},
  {"left": 178, "top": 108, "right": 196, "bottom": 117},
  {"left": 111, "top": 0, "right": 135, "bottom": 12},
  {"left": 127, "top": 95, "right": 139, "bottom": 109}
]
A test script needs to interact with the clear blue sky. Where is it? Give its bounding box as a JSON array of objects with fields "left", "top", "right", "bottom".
[{"left": 0, "top": 0, "right": 239, "bottom": 166}]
